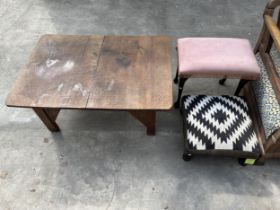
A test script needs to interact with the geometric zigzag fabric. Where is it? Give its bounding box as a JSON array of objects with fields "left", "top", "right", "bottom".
[
  {"left": 182, "top": 95, "right": 260, "bottom": 154},
  {"left": 253, "top": 52, "right": 280, "bottom": 138}
]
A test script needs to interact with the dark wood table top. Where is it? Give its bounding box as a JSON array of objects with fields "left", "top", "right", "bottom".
[{"left": 6, "top": 34, "right": 173, "bottom": 110}]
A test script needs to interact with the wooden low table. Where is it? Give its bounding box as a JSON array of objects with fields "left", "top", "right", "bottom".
[{"left": 5, "top": 35, "right": 173, "bottom": 135}]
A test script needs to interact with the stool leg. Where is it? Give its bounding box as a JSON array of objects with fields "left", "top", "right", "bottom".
[
  {"left": 234, "top": 79, "right": 249, "bottom": 96},
  {"left": 173, "top": 66, "right": 179, "bottom": 84},
  {"left": 174, "top": 78, "right": 187, "bottom": 108},
  {"left": 219, "top": 78, "right": 227, "bottom": 85}
]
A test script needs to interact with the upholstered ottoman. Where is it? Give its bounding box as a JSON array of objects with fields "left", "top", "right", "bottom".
[
  {"left": 181, "top": 95, "right": 260, "bottom": 161},
  {"left": 174, "top": 38, "right": 261, "bottom": 107}
]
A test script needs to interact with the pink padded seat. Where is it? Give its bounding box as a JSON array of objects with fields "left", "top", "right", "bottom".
[{"left": 177, "top": 38, "right": 260, "bottom": 80}]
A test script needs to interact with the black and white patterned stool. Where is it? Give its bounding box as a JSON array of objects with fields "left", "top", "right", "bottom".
[{"left": 181, "top": 95, "right": 260, "bottom": 160}]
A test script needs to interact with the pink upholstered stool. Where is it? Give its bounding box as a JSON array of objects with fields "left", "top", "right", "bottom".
[{"left": 174, "top": 38, "right": 260, "bottom": 107}]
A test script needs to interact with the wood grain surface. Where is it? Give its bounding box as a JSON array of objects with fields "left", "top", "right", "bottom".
[
  {"left": 6, "top": 35, "right": 173, "bottom": 110},
  {"left": 87, "top": 36, "right": 172, "bottom": 110},
  {"left": 6, "top": 34, "right": 104, "bottom": 108}
]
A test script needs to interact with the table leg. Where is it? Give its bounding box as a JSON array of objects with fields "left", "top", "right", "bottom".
[
  {"left": 129, "top": 110, "right": 156, "bottom": 135},
  {"left": 33, "top": 108, "right": 60, "bottom": 132}
]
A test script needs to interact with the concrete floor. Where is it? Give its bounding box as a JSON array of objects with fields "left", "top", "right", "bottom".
[{"left": 1, "top": 0, "right": 280, "bottom": 209}]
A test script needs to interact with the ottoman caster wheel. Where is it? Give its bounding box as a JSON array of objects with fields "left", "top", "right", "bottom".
[
  {"left": 183, "top": 153, "right": 192, "bottom": 161},
  {"left": 238, "top": 158, "right": 247, "bottom": 166}
]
